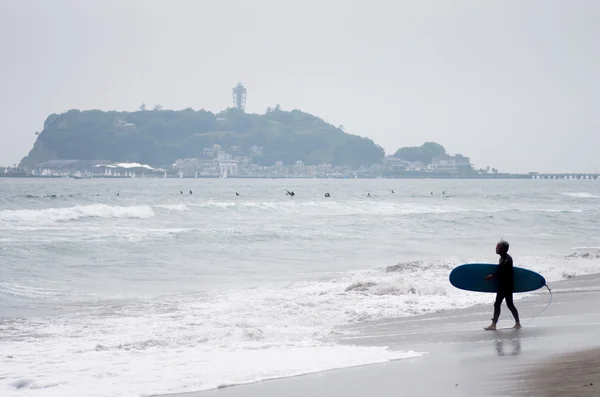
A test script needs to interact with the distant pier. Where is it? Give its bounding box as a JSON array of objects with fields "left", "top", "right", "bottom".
[{"left": 530, "top": 173, "right": 600, "bottom": 180}]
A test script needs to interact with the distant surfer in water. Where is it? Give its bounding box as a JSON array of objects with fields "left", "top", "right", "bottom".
[{"left": 484, "top": 240, "right": 521, "bottom": 330}]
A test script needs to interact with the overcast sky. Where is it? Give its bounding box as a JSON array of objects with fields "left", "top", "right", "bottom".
[{"left": 1, "top": 0, "right": 598, "bottom": 172}]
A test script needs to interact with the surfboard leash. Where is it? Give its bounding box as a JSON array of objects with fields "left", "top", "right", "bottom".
[
  {"left": 500, "top": 283, "right": 552, "bottom": 326},
  {"left": 521, "top": 283, "right": 552, "bottom": 326}
]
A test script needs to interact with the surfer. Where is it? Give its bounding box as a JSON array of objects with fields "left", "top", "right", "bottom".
[{"left": 484, "top": 240, "right": 521, "bottom": 330}]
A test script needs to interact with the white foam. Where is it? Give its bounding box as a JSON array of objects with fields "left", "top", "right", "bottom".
[
  {"left": 2, "top": 253, "right": 599, "bottom": 396},
  {"left": 560, "top": 192, "right": 600, "bottom": 199},
  {"left": 155, "top": 203, "right": 190, "bottom": 212},
  {"left": 524, "top": 253, "right": 600, "bottom": 281},
  {"left": 189, "top": 201, "right": 238, "bottom": 209},
  {"left": 1, "top": 314, "right": 419, "bottom": 397},
  {"left": 186, "top": 200, "right": 587, "bottom": 216},
  {"left": 0, "top": 281, "right": 64, "bottom": 299},
  {"left": 527, "top": 209, "right": 583, "bottom": 213},
  {"left": 0, "top": 204, "right": 154, "bottom": 223},
  {"left": 3, "top": 344, "right": 420, "bottom": 397}
]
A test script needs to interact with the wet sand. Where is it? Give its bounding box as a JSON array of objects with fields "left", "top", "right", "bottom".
[
  {"left": 512, "top": 348, "right": 600, "bottom": 397},
  {"left": 156, "top": 273, "right": 600, "bottom": 397}
]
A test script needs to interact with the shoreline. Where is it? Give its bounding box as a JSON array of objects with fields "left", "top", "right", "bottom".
[
  {"left": 153, "top": 272, "right": 600, "bottom": 397},
  {"left": 0, "top": 174, "right": 590, "bottom": 180}
]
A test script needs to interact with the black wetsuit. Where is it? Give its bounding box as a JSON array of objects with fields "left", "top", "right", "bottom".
[{"left": 492, "top": 253, "right": 520, "bottom": 324}]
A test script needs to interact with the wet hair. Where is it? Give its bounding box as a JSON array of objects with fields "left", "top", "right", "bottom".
[{"left": 497, "top": 240, "right": 510, "bottom": 252}]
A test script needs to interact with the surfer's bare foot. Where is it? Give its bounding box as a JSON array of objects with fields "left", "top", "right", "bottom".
[
  {"left": 512, "top": 323, "right": 522, "bottom": 329},
  {"left": 484, "top": 324, "right": 497, "bottom": 331}
]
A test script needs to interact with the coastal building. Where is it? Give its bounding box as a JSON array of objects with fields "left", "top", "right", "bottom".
[
  {"left": 172, "top": 152, "right": 246, "bottom": 178},
  {"left": 219, "top": 161, "right": 238, "bottom": 177},
  {"left": 20, "top": 142, "right": 480, "bottom": 179},
  {"left": 172, "top": 158, "right": 202, "bottom": 177},
  {"left": 428, "top": 155, "right": 472, "bottom": 174},
  {"left": 384, "top": 156, "right": 406, "bottom": 172},
  {"left": 306, "top": 165, "right": 319, "bottom": 176},
  {"left": 294, "top": 161, "right": 306, "bottom": 176},
  {"left": 96, "top": 162, "right": 163, "bottom": 178},
  {"left": 203, "top": 145, "right": 222, "bottom": 158},
  {"left": 316, "top": 164, "right": 333, "bottom": 176},
  {"left": 275, "top": 161, "right": 284, "bottom": 174},
  {"left": 217, "top": 151, "right": 233, "bottom": 162},
  {"left": 36, "top": 160, "right": 112, "bottom": 170},
  {"left": 115, "top": 119, "right": 135, "bottom": 130},
  {"left": 28, "top": 160, "right": 164, "bottom": 178}
]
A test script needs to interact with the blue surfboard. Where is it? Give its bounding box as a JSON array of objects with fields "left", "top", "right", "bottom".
[{"left": 449, "top": 263, "right": 546, "bottom": 293}]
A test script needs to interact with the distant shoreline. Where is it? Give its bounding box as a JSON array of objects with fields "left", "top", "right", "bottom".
[{"left": 0, "top": 174, "right": 593, "bottom": 180}]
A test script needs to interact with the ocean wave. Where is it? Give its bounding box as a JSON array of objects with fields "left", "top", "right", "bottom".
[
  {"left": 0, "top": 282, "right": 64, "bottom": 299},
  {"left": 0, "top": 204, "right": 155, "bottom": 223},
  {"left": 185, "top": 200, "right": 586, "bottom": 216},
  {"left": 560, "top": 192, "right": 600, "bottom": 199},
  {"left": 2, "top": 252, "right": 599, "bottom": 396},
  {"left": 2, "top": 338, "right": 418, "bottom": 397},
  {"left": 155, "top": 204, "right": 190, "bottom": 212},
  {"left": 524, "top": 208, "right": 584, "bottom": 213}
]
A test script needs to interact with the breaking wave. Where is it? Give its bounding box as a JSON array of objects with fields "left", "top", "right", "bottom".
[
  {"left": 155, "top": 204, "right": 190, "bottom": 212},
  {"left": 0, "top": 200, "right": 589, "bottom": 226},
  {"left": 0, "top": 204, "right": 155, "bottom": 223},
  {"left": 560, "top": 192, "right": 600, "bottom": 199},
  {"left": 185, "top": 200, "right": 587, "bottom": 216},
  {"left": 2, "top": 251, "right": 600, "bottom": 396}
]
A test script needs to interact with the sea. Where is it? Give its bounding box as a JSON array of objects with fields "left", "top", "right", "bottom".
[{"left": 1, "top": 177, "right": 600, "bottom": 396}]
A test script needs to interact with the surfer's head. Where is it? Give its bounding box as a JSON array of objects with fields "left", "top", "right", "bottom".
[{"left": 496, "top": 240, "right": 509, "bottom": 254}]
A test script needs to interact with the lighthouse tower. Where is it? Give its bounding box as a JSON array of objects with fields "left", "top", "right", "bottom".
[{"left": 232, "top": 82, "right": 247, "bottom": 112}]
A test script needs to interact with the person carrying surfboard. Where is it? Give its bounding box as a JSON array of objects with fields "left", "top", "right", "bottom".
[{"left": 483, "top": 240, "right": 522, "bottom": 330}]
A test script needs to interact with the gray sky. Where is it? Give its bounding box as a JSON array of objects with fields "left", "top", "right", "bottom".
[{"left": 1, "top": 0, "right": 599, "bottom": 172}]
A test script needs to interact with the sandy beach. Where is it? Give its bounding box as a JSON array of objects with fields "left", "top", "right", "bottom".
[
  {"left": 155, "top": 273, "right": 600, "bottom": 397},
  {"left": 515, "top": 348, "right": 600, "bottom": 397}
]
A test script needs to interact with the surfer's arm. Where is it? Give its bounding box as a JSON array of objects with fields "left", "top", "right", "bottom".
[{"left": 485, "top": 265, "right": 501, "bottom": 280}]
